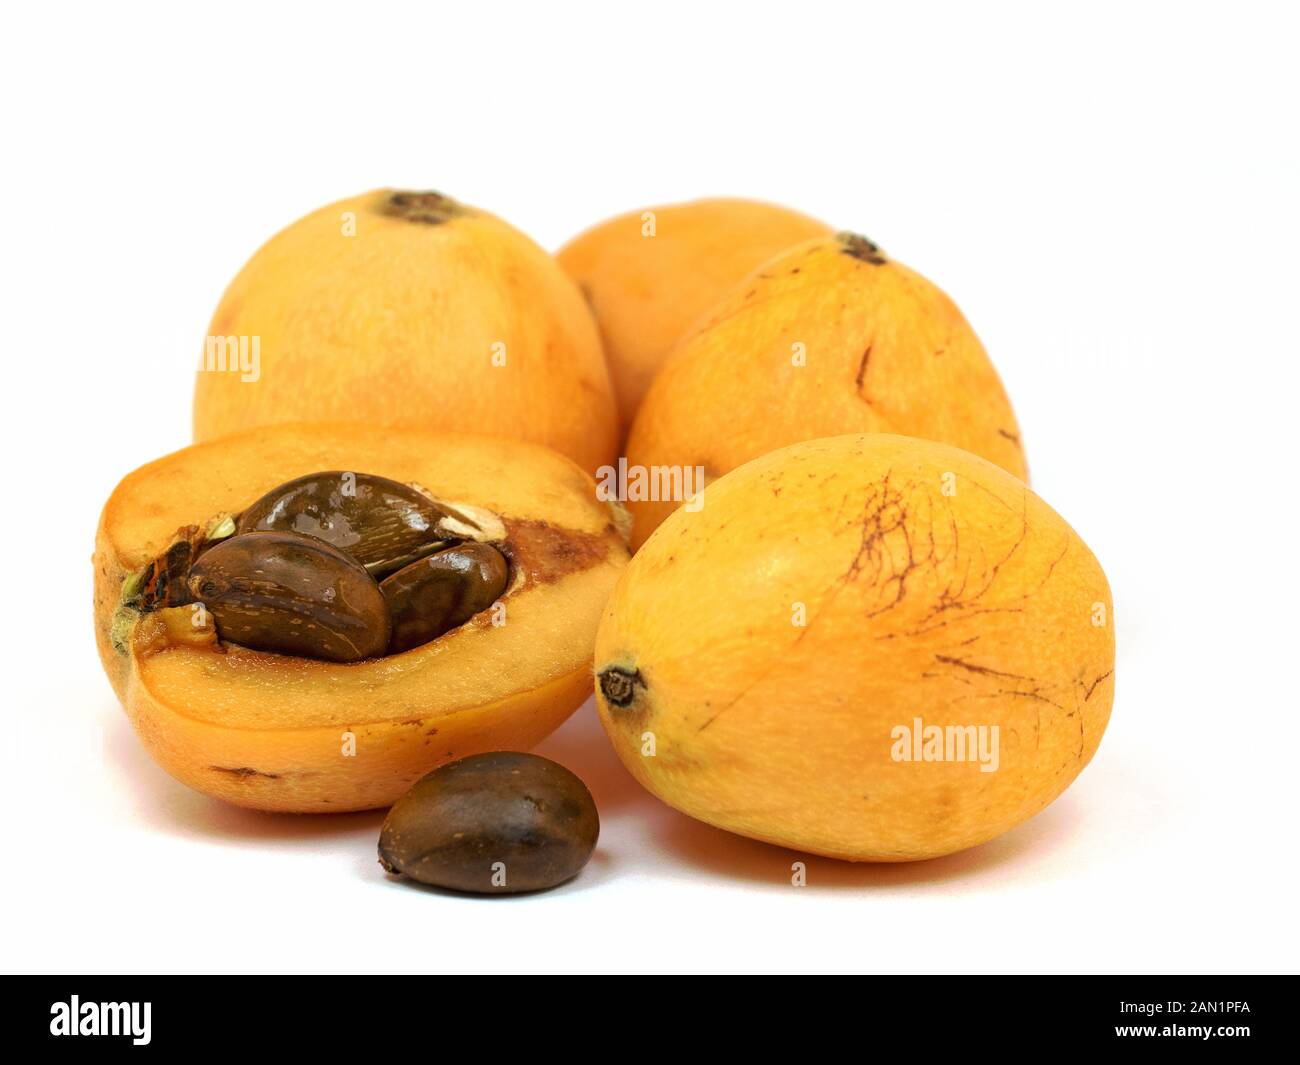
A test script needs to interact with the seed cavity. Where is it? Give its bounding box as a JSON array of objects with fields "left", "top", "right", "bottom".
[
  {"left": 118, "top": 471, "right": 514, "bottom": 663},
  {"left": 204, "top": 513, "right": 237, "bottom": 542}
]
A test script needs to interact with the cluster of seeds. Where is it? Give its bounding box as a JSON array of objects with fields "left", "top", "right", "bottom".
[{"left": 138, "top": 471, "right": 510, "bottom": 662}]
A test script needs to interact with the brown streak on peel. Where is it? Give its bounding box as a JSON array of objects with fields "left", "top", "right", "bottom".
[
  {"left": 211, "top": 766, "right": 281, "bottom": 780},
  {"left": 1082, "top": 670, "right": 1113, "bottom": 700},
  {"left": 934, "top": 653, "right": 1033, "bottom": 682},
  {"left": 855, "top": 344, "right": 873, "bottom": 394}
]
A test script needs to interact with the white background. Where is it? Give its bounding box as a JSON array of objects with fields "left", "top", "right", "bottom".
[{"left": 2, "top": 1, "right": 1296, "bottom": 975}]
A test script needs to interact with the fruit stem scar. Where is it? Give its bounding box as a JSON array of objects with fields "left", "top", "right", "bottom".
[
  {"left": 836, "top": 231, "right": 887, "bottom": 265},
  {"left": 383, "top": 190, "right": 465, "bottom": 225},
  {"left": 597, "top": 666, "right": 643, "bottom": 708}
]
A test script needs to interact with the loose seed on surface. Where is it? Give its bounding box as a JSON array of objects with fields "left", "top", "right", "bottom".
[{"left": 378, "top": 752, "right": 599, "bottom": 894}]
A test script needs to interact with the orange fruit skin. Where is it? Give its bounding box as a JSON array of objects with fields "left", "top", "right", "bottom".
[
  {"left": 95, "top": 423, "right": 630, "bottom": 812},
  {"left": 624, "top": 232, "right": 1028, "bottom": 548},
  {"left": 194, "top": 190, "right": 618, "bottom": 474},
  {"left": 595, "top": 434, "right": 1111, "bottom": 861},
  {"left": 557, "top": 198, "right": 831, "bottom": 435}
]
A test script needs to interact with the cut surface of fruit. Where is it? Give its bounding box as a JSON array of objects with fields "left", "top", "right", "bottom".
[{"left": 94, "top": 423, "right": 629, "bottom": 811}]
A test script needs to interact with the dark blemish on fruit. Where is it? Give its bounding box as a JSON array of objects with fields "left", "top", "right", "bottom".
[
  {"left": 837, "top": 231, "right": 887, "bottom": 265},
  {"left": 1082, "top": 670, "right": 1113, "bottom": 700},
  {"left": 211, "top": 766, "right": 281, "bottom": 780},
  {"left": 855, "top": 344, "right": 873, "bottom": 391},
  {"left": 498, "top": 519, "right": 611, "bottom": 586}
]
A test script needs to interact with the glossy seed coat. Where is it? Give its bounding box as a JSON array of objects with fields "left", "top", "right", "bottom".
[
  {"left": 378, "top": 752, "right": 599, "bottom": 894},
  {"left": 236, "top": 471, "right": 467, "bottom": 579},
  {"left": 187, "top": 531, "right": 390, "bottom": 662},
  {"left": 380, "top": 542, "right": 509, "bottom": 654}
]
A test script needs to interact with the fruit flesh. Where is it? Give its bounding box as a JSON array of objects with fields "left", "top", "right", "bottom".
[
  {"left": 594, "top": 434, "right": 1113, "bottom": 861},
  {"left": 194, "top": 189, "right": 618, "bottom": 474},
  {"left": 94, "top": 423, "right": 629, "bottom": 812},
  {"left": 557, "top": 198, "right": 831, "bottom": 434},
  {"left": 624, "top": 232, "right": 1028, "bottom": 548}
]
